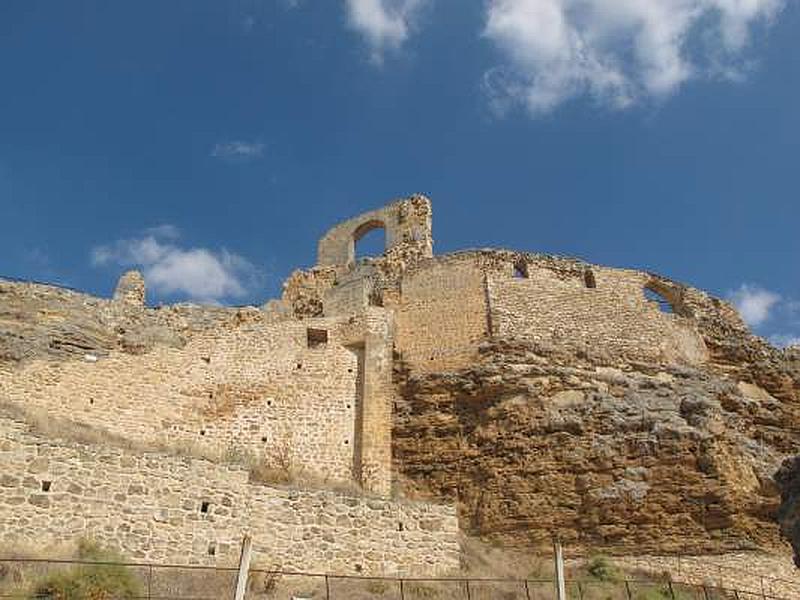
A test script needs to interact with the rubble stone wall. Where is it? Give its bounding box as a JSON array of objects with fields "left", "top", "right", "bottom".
[
  {"left": 0, "top": 415, "right": 460, "bottom": 575},
  {"left": 0, "top": 315, "right": 365, "bottom": 486}
]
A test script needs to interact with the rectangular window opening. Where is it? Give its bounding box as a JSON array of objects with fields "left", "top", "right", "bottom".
[
  {"left": 200, "top": 501, "right": 210, "bottom": 514},
  {"left": 307, "top": 328, "right": 328, "bottom": 348}
]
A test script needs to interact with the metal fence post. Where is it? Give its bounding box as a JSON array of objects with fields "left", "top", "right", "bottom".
[
  {"left": 702, "top": 585, "right": 710, "bottom": 600},
  {"left": 147, "top": 564, "right": 152, "bottom": 600},
  {"left": 577, "top": 581, "right": 584, "bottom": 600},
  {"left": 523, "top": 579, "right": 531, "bottom": 600},
  {"left": 464, "top": 579, "right": 471, "bottom": 600},
  {"left": 624, "top": 580, "right": 632, "bottom": 600},
  {"left": 325, "top": 574, "right": 331, "bottom": 600},
  {"left": 667, "top": 580, "right": 675, "bottom": 600},
  {"left": 553, "top": 536, "right": 566, "bottom": 600},
  {"left": 399, "top": 578, "right": 405, "bottom": 600}
]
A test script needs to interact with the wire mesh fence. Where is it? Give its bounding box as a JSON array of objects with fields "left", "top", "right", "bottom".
[{"left": 0, "top": 557, "right": 794, "bottom": 600}]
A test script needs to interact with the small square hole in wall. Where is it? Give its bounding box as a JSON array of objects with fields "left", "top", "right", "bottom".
[
  {"left": 41, "top": 481, "right": 52, "bottom": 492},
  {"left": 307, "top": 328, "right": 328, "bottom": 349},
  {"left": 200, "top": 501, "right": 210, "bottom": 514},
  {"left": 207, "top": 543, "right": 216, "bottom": 556}
]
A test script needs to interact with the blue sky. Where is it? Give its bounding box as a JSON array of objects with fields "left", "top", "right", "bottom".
[{"left": 0, "top": 0, "right": 798, "bottom": 346}]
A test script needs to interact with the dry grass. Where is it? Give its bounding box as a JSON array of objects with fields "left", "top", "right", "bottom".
[
  {"left": 0, "top": 539, "right": 143, "bottom": 599},
  {"left": 0, "top": 400, "right": 365, "bottom": 497}
]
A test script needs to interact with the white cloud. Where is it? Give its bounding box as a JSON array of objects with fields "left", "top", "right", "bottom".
[
  {"left": 482, "top": 0, "right": 784, "bottom": 115},
  {"left": 345, "top": 0, "right": 429, "bottom": 62},
  {"left": 211, "top": 141, "right": 265, "bottom": 161},
  {"left": 144, "top": 224, "right": 180, "bottom": 240},
  {"left": 728, "top": 283, "right": 781, "bottom": 327},
  {"left": 92, "top": 227, "right": 261, "bottom": 304}
]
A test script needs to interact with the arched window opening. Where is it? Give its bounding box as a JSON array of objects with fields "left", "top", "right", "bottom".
[
  {"left": 644, "top": 286, "right": 674, "bottom": 314},
  {"left": 584, "top": 270, "right": 597, "bottom": 289},
  {"left": 513, "top": 261, "right": 529, "bottom": 279},
  {"left": 353, "top": 220, "right": 386, "bottom": 262}
]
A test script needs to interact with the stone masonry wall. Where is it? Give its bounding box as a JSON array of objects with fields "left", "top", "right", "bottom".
[
  {"left": 0, "top": 414, "right": 460, "bottom": 575},
  {"left": 0, "top": 315, "right": 365, "bottom": 487},
  {"left": 392, "top": 259, "right": 490, "bottom": 373},
  {"left": 488, "top": 264, "right": 709, "bottom": 365}
]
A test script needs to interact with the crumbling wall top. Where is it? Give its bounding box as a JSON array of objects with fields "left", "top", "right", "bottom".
[
  {"left": 317, "top": 195, "right": 433, "bottom": 268},
  {"left": 113, "top": 270, "right": 146, "bottom": 307}
]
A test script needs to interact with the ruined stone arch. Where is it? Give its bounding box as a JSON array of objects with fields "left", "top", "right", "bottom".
[
  {"left": 352, "top": 219, "right": 387, "bottom": 261},
  {"left": 316, "top": 195, "right": 433, "bottom": 268}
]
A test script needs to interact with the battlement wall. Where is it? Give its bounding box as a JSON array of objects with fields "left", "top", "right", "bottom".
[
  {"left": 0, "top": 415, "right": 459, "bottom": 575},
  {"left": 487, "top": 263, "right": 710, "bottom": 365},
  {"left": 386, "top": 250, "right": 716, "bottom": 372}
]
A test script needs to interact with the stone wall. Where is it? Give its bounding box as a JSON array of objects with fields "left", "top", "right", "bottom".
[
  {"left": 488, "top": 263, "right": 709, "bottom": 365},
  {"left": 393, "top": 258, "right": 490, "bottom": 372},
  {"left": 0, "top": 414, "right": 460, "bottom": 575},
  {"left": 0, "top": 312, "right": 368, "bottom": 488}
]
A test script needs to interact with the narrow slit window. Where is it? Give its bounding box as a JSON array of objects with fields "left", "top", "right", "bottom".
[{"left": 200, "top": 501, "right": 210, "bottom": 514}]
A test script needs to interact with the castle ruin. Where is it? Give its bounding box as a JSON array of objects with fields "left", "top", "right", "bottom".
[{"left": 1, "top": 195, "right": 799, "bottom": 578}]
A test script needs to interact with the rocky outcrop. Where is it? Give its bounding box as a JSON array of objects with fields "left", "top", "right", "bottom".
[
  {"left": 0, "top": 278, "right": 200, "bottom": 364},
  {"left": 393, "top": 339, "right": 800, "bottom": 556}
]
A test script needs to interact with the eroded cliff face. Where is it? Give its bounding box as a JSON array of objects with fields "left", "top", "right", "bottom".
[{"left": 393, "top": 339, "right": 800, "bottom": 555}]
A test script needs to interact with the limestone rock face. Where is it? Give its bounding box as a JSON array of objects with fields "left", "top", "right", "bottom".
[
  {"left": 113, "top": 270, "right": 146, "bottom": 307},
  {"left": 393, "top": 339, "right": 800, "bottom": 555},
  {"left": 0, "top": 278, "right": 183, "bottom": 363}
]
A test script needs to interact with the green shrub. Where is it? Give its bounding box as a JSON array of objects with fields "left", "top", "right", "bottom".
[
  {"left": 29, "top": 541, "right": 142, "bottom": 600},
  {"left": 586, "top": 556, "right": 620, "bottom": 582}
]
